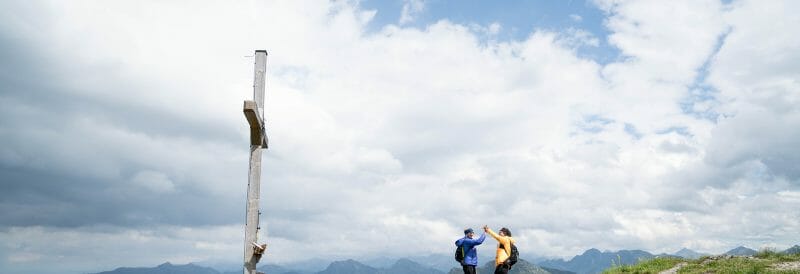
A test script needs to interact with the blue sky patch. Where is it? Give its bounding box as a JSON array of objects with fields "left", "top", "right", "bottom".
[{"left": 359, "top": 0, "right": 622, "bottom": 64}]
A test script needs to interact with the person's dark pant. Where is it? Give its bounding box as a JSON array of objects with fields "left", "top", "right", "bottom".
[
  {"left": 493, "top": 264, "right": 509, "bottom": 274},
  {"left": 462, "top": 264, "right": 476, "bottom": 274}
]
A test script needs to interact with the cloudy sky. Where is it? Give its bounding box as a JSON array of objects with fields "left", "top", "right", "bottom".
[{"left": 1, "top": 0, "right": 799, "bottom": 273}]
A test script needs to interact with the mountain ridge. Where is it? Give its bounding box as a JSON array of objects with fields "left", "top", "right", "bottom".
[
  {"left": 447, "top": 259, "right": 570, "bottom": 274},
  {"left": 90, "top": 262, "right": 220, "bottom": 274},
  {"left": 538, "top": 249, "right": 655, "bottom": 274},
  {"left": 91, "top": 244, "right": 800, "bottom": 274},
  {"left": 724, "top": 246, "right": 757, "bottom": 256},
  {"left": 784, "top": 245, "right": 800, "bottom": 254},
  {"left": 673, "top": 247, "right": 709, "bottom": 259}
]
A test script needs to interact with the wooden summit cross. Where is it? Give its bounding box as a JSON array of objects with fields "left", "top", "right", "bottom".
[{"left": 243, "top": 50, "right": 269, "bottom": 274}]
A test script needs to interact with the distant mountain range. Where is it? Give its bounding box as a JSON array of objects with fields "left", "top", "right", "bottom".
[
  {"left": 91, "top": 262, "right": 225, "bottom": 274},
  {"left": 538, "top": 248, "right": 654, "bottom": 274},
  {"left": 91, "top": 244, "right": 800, "bottom": 274},
  {"left": 91, "top": 259, "right": 445, "bottom": 274},
  {"left": 92, "top": 258, "right": 563, "bottom": 274},
  {"left": 446, "top": 259, "right": 572, "bottom": 274}
]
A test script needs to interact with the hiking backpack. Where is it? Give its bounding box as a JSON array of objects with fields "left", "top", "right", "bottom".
[
  {"left": 501, "top": 243, "right": 519, "bottom": 267},
  {"left": 454, "top": 244, "right": 465, "bottom": 263}
]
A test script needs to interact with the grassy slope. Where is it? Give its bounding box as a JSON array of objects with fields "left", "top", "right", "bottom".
[{"left": 603, "top": 250, "right": 800, "bottom": 274}]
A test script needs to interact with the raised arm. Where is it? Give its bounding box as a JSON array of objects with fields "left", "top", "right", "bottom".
[
  {"left": 485, "top": 227, "right": 511, "bottom": 253},
  {"left": 463, "top": 233, "right": 486, "bottom": 245},
  {"left": 486, "top": 227, "right": 502, "bottom": 241}
]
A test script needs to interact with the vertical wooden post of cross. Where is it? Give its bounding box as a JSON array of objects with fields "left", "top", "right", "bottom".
[{"left": 243, "top": 50, "right": 269, "bottom": 274}]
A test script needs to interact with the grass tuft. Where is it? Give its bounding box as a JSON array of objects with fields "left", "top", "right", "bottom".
[
  {"left": 603, "top": 252, "right": 800, "bottom": 274},
  {"left": 603, "top": 257, "right": 685, "bottom": 274}
]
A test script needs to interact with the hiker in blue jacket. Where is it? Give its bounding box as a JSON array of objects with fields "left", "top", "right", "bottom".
[{"left": 455, "top": 228, "right": 486, "bottom": 274}]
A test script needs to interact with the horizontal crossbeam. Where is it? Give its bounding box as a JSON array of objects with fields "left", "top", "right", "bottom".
[{"left": 243, "top": 100, "right": 268, "bottom": 148}]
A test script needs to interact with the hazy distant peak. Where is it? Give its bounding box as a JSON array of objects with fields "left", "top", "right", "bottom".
[
  {"left": 392, "top": 258, "right": 419, "bottom": 266},
  {"left": 724, "top": 246, "right": 757, "bottom": 256},
  {"left": 784, "top": 245, "right": 800, "bottom": 254},
  {"left": 673, "top": 248, "right": 707, "bottom": 259},
  {"left": 583, "top": 248, "right": 602, "bottom": 255}
]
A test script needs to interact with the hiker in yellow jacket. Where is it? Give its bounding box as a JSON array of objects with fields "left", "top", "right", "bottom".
[{"left": 483, "top": 225, "right": 515, "bottom": 274}]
